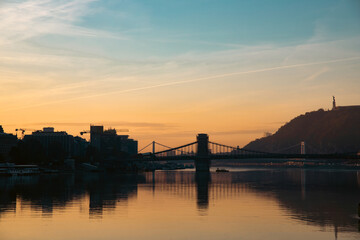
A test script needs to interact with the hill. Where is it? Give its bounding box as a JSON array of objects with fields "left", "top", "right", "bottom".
[{"left": 244, "top": 106, "right": 360, "bottom": 154}]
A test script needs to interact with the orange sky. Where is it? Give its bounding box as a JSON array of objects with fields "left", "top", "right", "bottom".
[{"left": 1, "top": 0, "right": 360, "bottom": 150}]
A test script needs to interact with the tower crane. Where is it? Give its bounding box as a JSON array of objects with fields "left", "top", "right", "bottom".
[
  {"left": 15, "top": 128, "right": 36, "bottom": 139},
  {"left": 80, "top": 130, "right": 90, "bottom": 136}
]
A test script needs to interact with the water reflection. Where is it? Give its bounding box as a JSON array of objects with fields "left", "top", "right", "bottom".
[
  {"left": 0, "top": 169, "right": 359, "bottom": 237},
  {"left": 0, "top": 173, "right": 143, "bottom": 218},
  {"left": 195, "top": 172, "right": 211, "bottom": 212}
]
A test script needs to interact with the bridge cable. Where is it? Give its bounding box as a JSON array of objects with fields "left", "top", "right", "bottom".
[
  {"left": 138, "top": 142, "right": 154, "bottom": 153},
  {"left": 305, "top": 143, "right": 322, "bottom": 154},
  {"left": 153, "top": 141, "right": 197, "bottom": 155},
  {"left": 273, "top": 143, "right": 301, "bottom": 153},
  {"left": 209, "top": 141, "right": 277, "bottom": 155},
  {"left": 156, "top": 142, "right": 187, "bottom": 155},
  {"left": 154, "top": 142, "right": 172, "bottom": 149}
]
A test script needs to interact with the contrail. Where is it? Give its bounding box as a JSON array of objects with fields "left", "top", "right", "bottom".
[{"left": 3, "top": 56, "right": 360, "bottom": 112}]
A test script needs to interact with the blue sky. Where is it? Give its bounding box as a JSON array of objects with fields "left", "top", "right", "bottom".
[
  {"left": 0, "top": 0, "right": 359, "bottom": 146},
  {"left": 19, "top": 0, "right": 360, "bottom": 57},
  {"left": 77, "top": 0, "right": 360, "bottom": 54}
]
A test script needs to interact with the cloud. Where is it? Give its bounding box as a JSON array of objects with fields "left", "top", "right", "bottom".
[
  {"left": 1, "top": 6, "right": 359, "bottom": 114},
  {"left": 209, "top": 129, "right": 270, "bottom": 135},
  {"left": 3, "top": 55, "right": 359, "bottom": 112},
  {"left": 2, "top": 52, "right": 360, "bottom": 111},
  {"left": 9, "top": 121, "right": 174, "bottom": 128},
  {"left": 303, "top": 67, "right": 329, "bottom": 82},
  {"left": 0, "top": 0, "right": 125, "bottom": 45}
]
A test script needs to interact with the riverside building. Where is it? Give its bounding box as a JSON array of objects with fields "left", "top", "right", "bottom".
[{"left": 0, "top": 125, "right": 18, "bottom": 161}]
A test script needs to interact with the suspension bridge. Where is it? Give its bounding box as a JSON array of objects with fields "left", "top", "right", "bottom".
[{"left": 136, "top": 134, "right": 359, "bottom": 172}]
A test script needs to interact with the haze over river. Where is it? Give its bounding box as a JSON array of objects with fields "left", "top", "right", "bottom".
[{"left": 0, "top": 168, "right": 359, "bottom": 240}]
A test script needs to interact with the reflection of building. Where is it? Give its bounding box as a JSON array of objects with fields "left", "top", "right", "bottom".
[
  {"left": 90, "top": 125, "right": 138, "bottom": 156},
  {"left": 24, "top": 127, "right": 74, "bottom": 156},
  {"left": 0, "top": 173, "right": 140, "bottom": 219},
  {"left": 0, "top": 125, "right": 18, "bottom": 161}
]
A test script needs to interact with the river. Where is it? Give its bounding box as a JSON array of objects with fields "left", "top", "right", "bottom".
[{"left": 0, "top": 168, "right": 359, "bottom": 240}]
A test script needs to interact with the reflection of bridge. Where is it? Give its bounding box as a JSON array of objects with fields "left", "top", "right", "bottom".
[{"left": 137, "top": 134, "right": 360, "bottom": 172}]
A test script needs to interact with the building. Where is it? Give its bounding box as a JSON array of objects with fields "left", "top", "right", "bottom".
[
  {"left": 0, "top": 125, "right": 18, "bottom": 161},
  {"left": 90, "top": 125, "right": 104, "bottom": 150},
  {"left": 89, "top": 125, "right": 138, "bottom": 157},
  {"left": 73, "top": 136, "right": 89, "bottom": 157},
  {"left": 24, "top": 127, "right": 74, "bottom": 157}
]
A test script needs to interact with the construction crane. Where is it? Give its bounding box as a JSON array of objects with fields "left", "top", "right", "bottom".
[
  {"left": 80, "top": 129, "right": 129, "bottom": 136},
  {"left": 80, "top": 130, "right": 90, "bottom": 136},
  {"left": 15, "top": 128, "right": 36, "bottom": 139}
]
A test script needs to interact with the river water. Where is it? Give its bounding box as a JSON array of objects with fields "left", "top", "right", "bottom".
[{"left": 0, "top": 168, "right": 359, "bottom": 240}]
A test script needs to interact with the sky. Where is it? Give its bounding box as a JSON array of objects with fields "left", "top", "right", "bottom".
[{"left": 0, "top": 0, "right": 360, "bottom": 149}]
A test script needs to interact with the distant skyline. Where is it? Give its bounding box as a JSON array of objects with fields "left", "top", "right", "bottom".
[{"left": 1, "top": 0, "right": 360, "bottom": 149}]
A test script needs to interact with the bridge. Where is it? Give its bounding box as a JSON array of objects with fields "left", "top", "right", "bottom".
[{"left": 137, "top": 134, "right": 360, "bottom": 172}]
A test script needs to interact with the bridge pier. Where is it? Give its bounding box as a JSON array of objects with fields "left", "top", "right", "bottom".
[
  {"left": 195, "top": 134, "right": 211, "bottom": 172},
  {"left": 195, "top": 158, "right": 211, "bottom": 172}
]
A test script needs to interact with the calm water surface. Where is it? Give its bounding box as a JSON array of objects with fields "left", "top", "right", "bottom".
[{"left": 0, "top": 168, "right": 359, "bottom": 240}]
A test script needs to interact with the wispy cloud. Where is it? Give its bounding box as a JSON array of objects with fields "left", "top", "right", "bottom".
[
  {"left": 303, "top": 67, "right": 329, "bottom": 82},
  {"left": 0, "top": 0, "right": 124, "bottom": 45},
  {"left": 5, "top": 121, "right": 174, "bottom": 128},
  {"left": 2, "top": 56, "right": 359, "bottom": 112},
  {"left": 209, "top": 129, "right": 269, "bottom": 135},
  {"left": 1, "top": 1, "right": 359, "bottom": 114}
]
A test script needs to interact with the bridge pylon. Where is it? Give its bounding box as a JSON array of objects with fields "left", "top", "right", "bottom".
[{"left": 196, "top": 133, "right": 211, "bottom": 172}]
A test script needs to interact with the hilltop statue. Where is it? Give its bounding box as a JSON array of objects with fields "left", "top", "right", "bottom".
[{"left": 332, "top": 96, "right": 336, "bottom": 110}]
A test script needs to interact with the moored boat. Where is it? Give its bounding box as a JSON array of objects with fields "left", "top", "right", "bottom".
[
  {"left": 216, "top": 168, "right": 229, "bottom": 172},
  {"left": 0, "top": 164, "right": 40, "bottom": 176}
]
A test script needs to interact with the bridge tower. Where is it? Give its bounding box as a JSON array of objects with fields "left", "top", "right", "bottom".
[
  {"left": 196, "top": 134, "right": 211, "bottom": 172},
  {"left": 301, "top": 141, "right": 306, "bottom": 155}
]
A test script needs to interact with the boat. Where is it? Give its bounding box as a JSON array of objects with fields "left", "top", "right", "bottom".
[
  {"left": 0, "top": 164, "right": 40, "bottom": 176},
  {"left": 216, "top": 168, "right": 229, "bottom": 172}
]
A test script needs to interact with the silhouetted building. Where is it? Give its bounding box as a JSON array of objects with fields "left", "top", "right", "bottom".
[
  {"left": 90, "top": 125, "right": 104, "bottom": 150},
  {"left": 73, "top": 136, "right": 89, "bottom": 157},
  {"left": 24, "top": 127, "right": 74, "bottom": 157},
  {"left": 0, "top": 125, "right": 18, "bottom": 161},
  {"left": 89, "top": 125, "right": 138, "bottom": 157}
]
